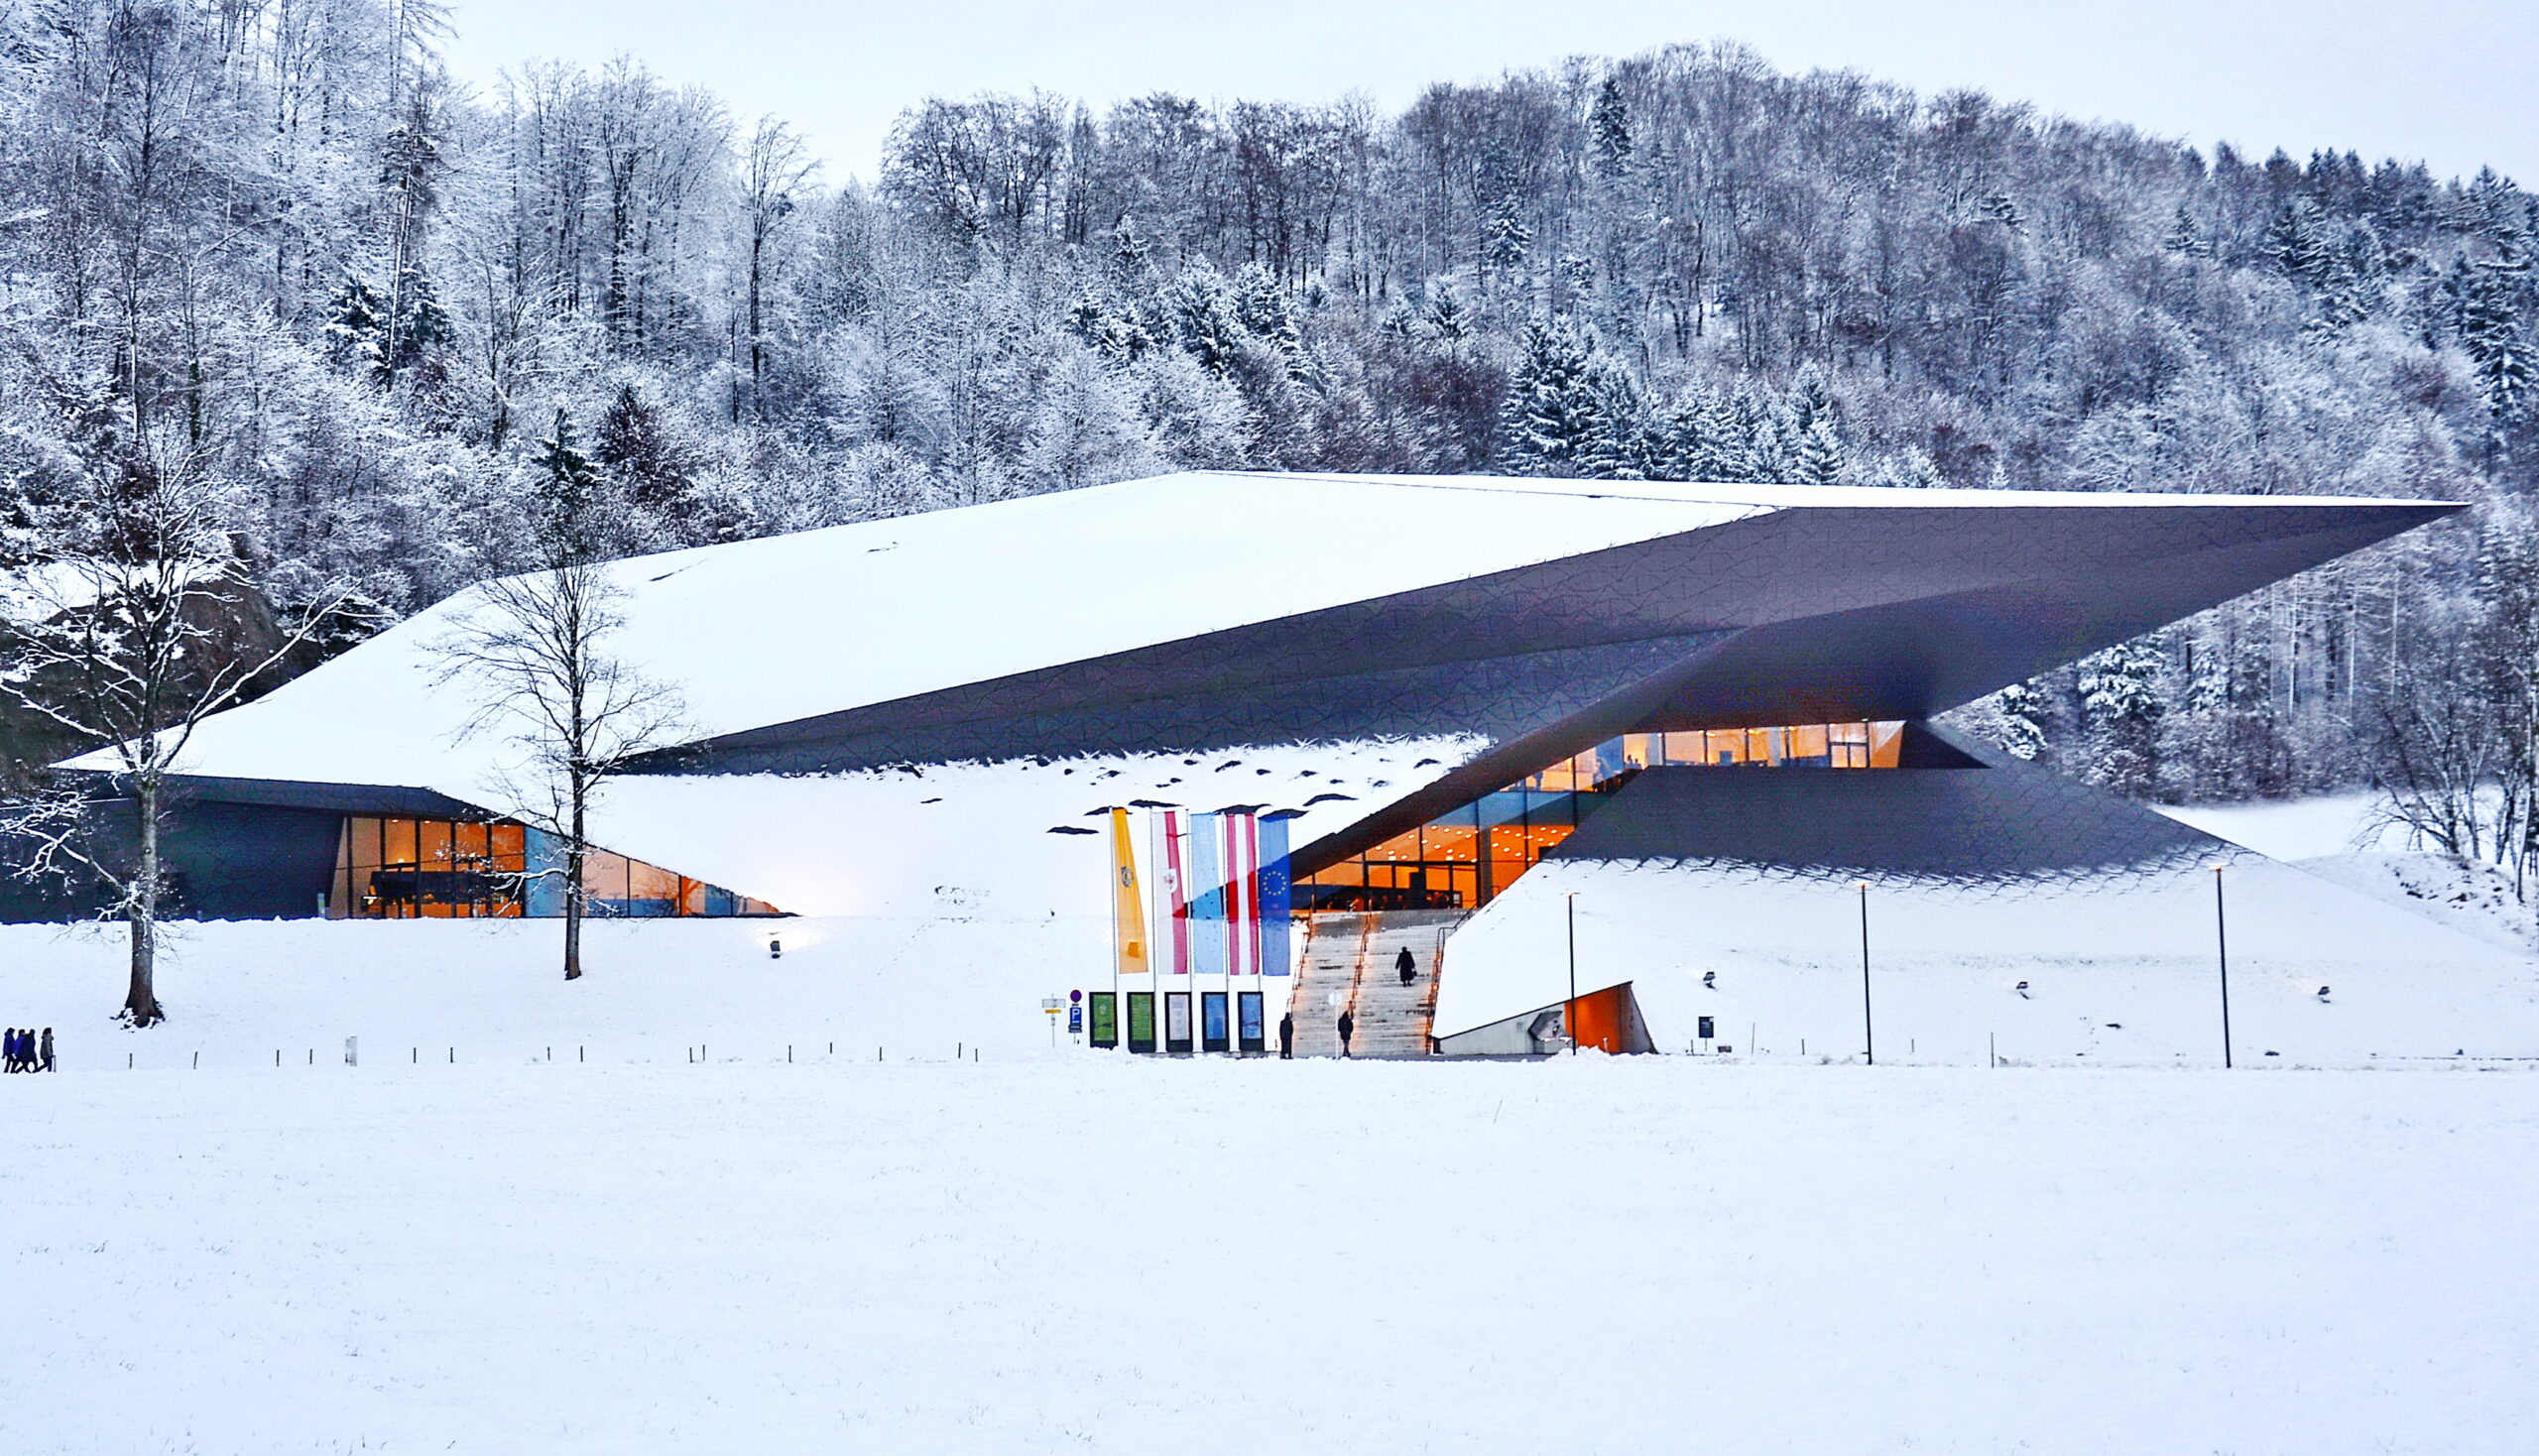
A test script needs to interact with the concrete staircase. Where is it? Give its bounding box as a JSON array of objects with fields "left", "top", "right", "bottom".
[{"left": 1288, "top": 909, "right": 1467, "bottom": 1057}]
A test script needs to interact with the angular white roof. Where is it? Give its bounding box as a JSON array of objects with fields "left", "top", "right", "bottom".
[{"left": 87, "top": 470, "right": 2446, "bottom": 809}]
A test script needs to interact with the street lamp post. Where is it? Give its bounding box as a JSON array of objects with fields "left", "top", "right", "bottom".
[
  {"left": 1857, "top": 880, "right": 1874, "bottom": 1066},
  {"left": 2211, "top": 864, "right": 2233, "bottom": 1069},
  {"left": 1566, "top": 891, "right": 1578, "bottom": 1056}
]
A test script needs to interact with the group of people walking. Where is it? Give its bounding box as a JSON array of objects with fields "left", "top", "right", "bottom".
[{"left": 4, "top": 1028, "right": 53, "bottom": 1073}]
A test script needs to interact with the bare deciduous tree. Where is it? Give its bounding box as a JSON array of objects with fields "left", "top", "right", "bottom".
[
  {"left": 434, "top": 561, "right": 683, "bottom": 981},
  {"left": 1, "top": 446, "right": 345, "bottom": 1027}
]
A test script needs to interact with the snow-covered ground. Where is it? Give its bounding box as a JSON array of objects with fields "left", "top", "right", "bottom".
[
  {"left": 2158, "top": 791, "right": 2537, "bottom": 952},
  {"left": 2, "top": 1058, "right": 2532, "bottom": 1453},
  {"left": 2154, "top": 789, "right": 2395, "bottom": 860}
]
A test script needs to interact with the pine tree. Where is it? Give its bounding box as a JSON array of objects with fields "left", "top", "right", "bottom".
[
  {"left": 387, "top": 267, "right": 452, "bottom": 383},
  {"left": 1477, "top": 144, "right": 1531, "bottom": 289},
  {"left": 1423, "top": 278, "right": 1470, "bottom": 344},
  {"left": 1233, "top": 262, "right": 1298, "bottom": 354},
  {"left": 2262, "top": 200, "right": 2331, "bottom": 286},
  {"left": 1164, "top": 262, "right": 1246, "bottom": 374},
  {"left": 323, "top": 275, "right": 392, "bottom": 380},
  {"left": 2161, "top": 205, "right": 2208, "bottom": 257},
  {"left": 1651, "top": 387, "right": 1741, "bottom": 481},
  {"left": 1725, "top": 388, "right": 1784, "bottom": 482},
  {"left": 594, "top": 383, "right": 742, "bottom": 546},
  {"left": 1784, "top": 363, "right": 1836, "bottom": 435},
  {"left": 2447, "top": 260, "right": 2539, "bottom": 420},
  {"left": 2078, "top": 635, "right": 2167, "bottom": 795},
  {"left": 1575, "top": 358, "right": 1647, "bottom": 479},
  {"left": 1789, "top": 418, "right": 1843, "bottom": 484},
  {"left": 1496, "top": 315, "right": 1604, "bottom": 475},
  {"left": 1994, "top": 680, "right": 2049, "bottom": 761},
  {"left": 1873, "top": 447, "right": 1948, "bottom": 489},
  {"left": 1590, "top": 77, "right": 1633, "bottom": 182},
  {"left": 1109, "top": 214, "right": 1153, "bottom": 284},
  {"left": 534, "top": 410, "right": 610, "bottom": 567}
]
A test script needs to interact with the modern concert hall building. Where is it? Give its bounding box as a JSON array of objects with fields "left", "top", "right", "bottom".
[{"left": 9, "top": 471, "right": 2522, "bottom": 1059}]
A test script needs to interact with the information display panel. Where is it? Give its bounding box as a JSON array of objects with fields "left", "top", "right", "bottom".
[
  {"left": 1238, "top": 992, "right": 1266, "bottom": 1053},
  {"left": 1201, "top": 992, "right": 1230, "bottom": 1052},
  {"left": 1127, "top": 992, "right": 1156, "bottom": 1053},
  {"left": 1088, "top": 992, "right": 1119, "bottom": 1048},
  {"left": 1164, "top": 993, "right": 1193, "bottom": 1054}
]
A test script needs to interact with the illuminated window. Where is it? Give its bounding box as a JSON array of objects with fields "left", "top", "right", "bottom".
[
  {"left": 329, "top": 815, "right": 779, "bottom": 919},
  {"left": 1299, "top": 720, "right": 1907, "bottom": 910}
]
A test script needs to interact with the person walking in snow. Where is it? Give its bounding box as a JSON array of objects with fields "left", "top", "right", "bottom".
[
  {"left": 4, "top": 1029, "right": 19, "bottom": 1072},
  {"left": 39, "top": 1028, "right": 54, "bottom": 1072},
  {"left": 1277, "top": 1012, "right": 1293, "bottom": 1059},
  {"left": 1336, "top": 1010, "right": 1355, "bottom": 1057},
  {"left": 1395, "top": 946, "right": 1417, "bottom": 987}
]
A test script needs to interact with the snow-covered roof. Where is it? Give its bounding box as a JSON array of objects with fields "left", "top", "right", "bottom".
[{"left": 73, "top": 470, "right": 2453, "bottom": 811}]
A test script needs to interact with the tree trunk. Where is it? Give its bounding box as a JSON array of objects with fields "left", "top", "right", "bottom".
[
  {"left": 562, "top": 794, "right": 585, "bottom": 980},
  {"left": 124, "top": 784, "right": 166, "bottom": 1026}
]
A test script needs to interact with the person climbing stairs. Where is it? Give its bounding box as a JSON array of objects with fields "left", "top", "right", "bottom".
[{"left": 1287, "top": 909, "right": 1465, "bottom": 1057}]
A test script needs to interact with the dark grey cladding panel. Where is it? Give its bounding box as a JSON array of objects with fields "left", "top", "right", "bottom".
[
  {"left": 1544, "top": 752, "right": 2234, "bottom": 882},
  {"left": 637, "top": 633, "right": 1731, "bottom": 776},
  {"left": 1631, "top": 511, "right": 2450, "bottom": 728},
  {"left": 651, "top": 497, "right": 2451, "bottom": 771},
  {"left": 0, "top": 796, "right": 341, "bottom": 922}
]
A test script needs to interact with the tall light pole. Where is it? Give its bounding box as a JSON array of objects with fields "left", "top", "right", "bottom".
[
  {"left": 2210, "top": 864, "right": 2233, "bottom": 1069},
  {"left": 1566, "top": 891, "right": 1579, "bottom": 1056},
  {"left": 1856, "top": 880, "right": 1874, "bottom": 1066}
]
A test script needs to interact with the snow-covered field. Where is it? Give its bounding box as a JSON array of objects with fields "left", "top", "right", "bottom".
[{"left": 3, "top": 1057, "right": 2533, "bottom": 1454}]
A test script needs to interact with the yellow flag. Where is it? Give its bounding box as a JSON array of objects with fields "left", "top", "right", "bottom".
[{"left": 1110, "top": 807, "right": 1150, "bottom": 978}]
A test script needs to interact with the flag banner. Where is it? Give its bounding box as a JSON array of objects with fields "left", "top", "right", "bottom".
[
  {"left": 1109, "top": 808, "right": 1149, "bottom": 980},
  {"left": 1258, "top": 813, "right": 1292, "bottom": 976},
  {"left": 1187, "top": 811, "right": 1227, "bottom": 978},
  {"left": 1157, "top": 809, "right": 1190, "bottom": 976},
  {"left": 1225, "top": 811, "right": 1260, "bottom": 975}
]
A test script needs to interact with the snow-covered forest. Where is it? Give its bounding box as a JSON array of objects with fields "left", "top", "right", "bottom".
[{"left": 2, "top": 1, "right": 2535, "bottom": 854}]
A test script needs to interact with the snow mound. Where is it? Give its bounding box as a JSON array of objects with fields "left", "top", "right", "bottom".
[{"left": 2294, "top": 851, "right": 2536, "bottom": 954}]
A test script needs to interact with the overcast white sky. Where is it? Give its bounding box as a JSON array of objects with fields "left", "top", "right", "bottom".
[{"left": 444, "top": 0, "right": 2539, "bottom": 187}]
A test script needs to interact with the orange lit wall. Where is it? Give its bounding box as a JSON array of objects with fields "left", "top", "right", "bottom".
[{"left": 1568, "top": 987, "right": 1630, "bottom": 1053}]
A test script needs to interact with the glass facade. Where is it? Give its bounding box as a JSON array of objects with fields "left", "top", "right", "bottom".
[
  {"left": 1299, "top": 720, "right": 1904, "bottom": 911},
  {"left": 327, "top": 814, "right": 780, "bottom": 919}
]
